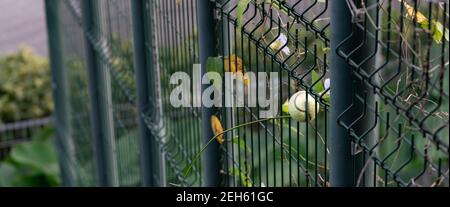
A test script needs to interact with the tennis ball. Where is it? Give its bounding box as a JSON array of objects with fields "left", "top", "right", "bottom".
[{"left": 288, "top": 91, "right": 319, "bottom": 122}]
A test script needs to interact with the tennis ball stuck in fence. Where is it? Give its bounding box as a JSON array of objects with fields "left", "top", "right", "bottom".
[{"left": 288, "top": 91, "right": 319, "bottom": 122}]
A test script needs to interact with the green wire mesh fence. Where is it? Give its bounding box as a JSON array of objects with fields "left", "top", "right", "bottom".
[{"left": 45, "top": 0, "right": 449, "bottom": 187}]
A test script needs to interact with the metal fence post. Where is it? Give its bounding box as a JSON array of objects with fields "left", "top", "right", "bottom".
[
  {"left": 44, "top": 0, "right": 76, "bottom": 187},
  {"left": 330, "top": 0, "right": 377, "bottom": 187},
  {"left": 81, "top": 0, "right": 119, "bottom": 187},
  {"left": 131, "top": 0, "right": 166, "bottom": 187},
  {"left": 330, "top": 0, "right": 354, "bottom": 187},
  {"left": 198, "top": 0, "right": 221, "bottom": 187}
]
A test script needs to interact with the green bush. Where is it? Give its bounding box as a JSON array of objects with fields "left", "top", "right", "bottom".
[
  {"left": 0, "top": 127, "right": 60, "bottom": 187},
  {"left": 0, "top": 46, "right": 53, "bottom": 124}
]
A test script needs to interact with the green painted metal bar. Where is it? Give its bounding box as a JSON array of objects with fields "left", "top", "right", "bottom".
[
  {"left": 330, "top": 0, "right": 354, "bottom": 187},
  {"left": 330, "top": 0, "right": 377, "bottom": 187},
  {"left": 130, "top": 0, "right": 166, "bottom": 187},
  {"left": 44, "top": 0, "right": 76, "bottom": 187},
  {"left": 81, "top": 0, "right": 119, "bottom": 187},
  {"left": 198, "top": 0, "right": 221, "bottom": 187}
]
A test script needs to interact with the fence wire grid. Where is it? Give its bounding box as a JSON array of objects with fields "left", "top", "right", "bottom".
[{"left": 45, "top": 0, "right": 449, "bottom": 187}]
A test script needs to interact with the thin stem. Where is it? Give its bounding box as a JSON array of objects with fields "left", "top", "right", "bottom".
[{"left": 183, "top": 115, "right": 291, "bottom": 177}]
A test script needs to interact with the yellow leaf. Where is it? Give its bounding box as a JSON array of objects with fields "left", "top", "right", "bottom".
[
  {"left": 235, "top": 71, "right": 250, "bottom": 86},
  {"left": 398, "top": 0, "right": 449, "bottom": 44},
  {"left": 401, "top": 0, "right": 428, "bottom": 24},
  {"left": 224, "top": 55, "right": 250, "bottom": 86},
  {"left": 211, "top": 115, "right": 225, "bottom": 145},
  {"left": 224, "top": 55, "right": 245, "bottom": 73},
  {"left": 243, "top": 73, "right": 250, "bottom": 86}
]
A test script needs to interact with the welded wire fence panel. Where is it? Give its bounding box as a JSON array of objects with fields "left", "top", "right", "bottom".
[
  {"left": 57, "top": 0, "right": 96, "bottom": 186},
  {"left": 335, "top": 0, "right": 449, "bottom": 187},
  {"left": 151, "top": 0, "right": 203, "bottom": 186},
  {"left": 54, "top": 0, "right": 143, "bottom": 186},
  {"left": 210, "top": 0, "right": 331, "bottom": 187},
  {"left": 93, "top": 0, "right": 142, "bottom": 187},
  {"left": 47, "top": 0, "right": 448, "bottom": 187}
]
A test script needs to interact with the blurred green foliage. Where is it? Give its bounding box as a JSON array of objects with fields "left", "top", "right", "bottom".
[
  {"left": 0, "top": 46, "right": 53, "bottom": 124},
  {"left": 0, "top": 127, "right": 60, "bottom": 187}
]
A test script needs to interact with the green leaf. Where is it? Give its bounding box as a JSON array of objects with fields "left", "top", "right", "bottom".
[
  {"left": 0, "top": 162, "right": 17, "bottom": 186},
  {"left": 237, "top": 0, "right": 252, "bottom": 31},
  {"left": 420, "top": 20, "right": 449, "bottom": 44},
  {"left": 206, "top": 56, "right": 223, "bottom": 89},
  {"left": 233, "top": 136, "right": 251, "bottom": 153},
  {"left": 282, "top": 99, "right": 289, "bottom": 114},
  {"left": 0, "top": 127, "right": 59, "bottom": 187},
  {"left": 432, "top": 20, "right": 449, "bottom": 44},
  {"left": 231, "top": 168, "right": 252, "bottom": 187},
  {"left": 311, "top": 70, "right": 325, "bottom": 94},
  {"left": 321, "top": 92, "right": 331, "bottom": 104},
  {"left": 33, "top": 127, "right": 55, "bottom": 142},
  {"left": 206, "top": 56, "right": 223, "bottom": 73},
  {"left": 10, "top": 137, "right": 59, "bottom": 178}
]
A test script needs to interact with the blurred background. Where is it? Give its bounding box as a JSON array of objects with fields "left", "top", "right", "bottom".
[
  {"left": 0, "top": 0, "right": 58, "bottom": 187},
  {"left": 0, "top": 0, "right": 48, "bottom": 56}
]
